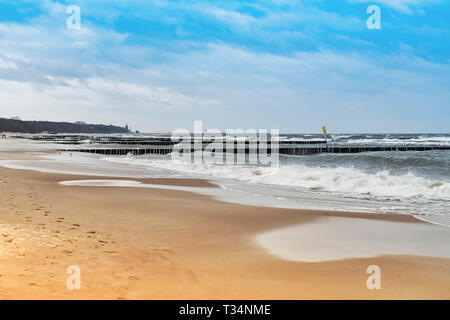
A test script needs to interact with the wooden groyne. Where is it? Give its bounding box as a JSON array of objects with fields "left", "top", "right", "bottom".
[
  {"left": 14, "top": 134, "right": 450, "bottom": 155},
  {"left": 57, "top": 144, "right": 450, "bottom": 156}
]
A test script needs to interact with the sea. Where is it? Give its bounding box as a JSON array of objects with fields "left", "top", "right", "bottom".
[{"left": 104, "top": 133, "right": 450, "bottom": 227}]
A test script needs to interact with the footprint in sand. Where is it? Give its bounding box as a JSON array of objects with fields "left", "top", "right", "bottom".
[
  {"left": 152, "top": 246, "right": 173, "bottom": 254},
  {"left": 155, "top": 254, "right": 174, "bottom": 268}
]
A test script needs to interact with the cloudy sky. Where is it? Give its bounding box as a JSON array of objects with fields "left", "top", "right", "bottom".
[{"left": 0, "top": 0, "right": 449, "bottom": 133}]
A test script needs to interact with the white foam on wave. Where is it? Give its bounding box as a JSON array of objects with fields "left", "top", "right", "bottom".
[
  {"left": 104, "top": 156, "right": 450, "bottom": 202},
  {"left": 0, "top": 152, "right": 169, "bottom": 178},
  {"left": 59, "top": 179, "right": 204, "bottom": 192},
  {"left": 345, "top": 136, "right": 450, "bottom": 146}
]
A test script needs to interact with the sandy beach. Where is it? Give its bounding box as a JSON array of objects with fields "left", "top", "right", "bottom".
[
  {"left": 0, "top": 140, "right": 450, "bottom": 300},
  {"left": 2, "top": 0, "right": 449, "bottom": 303}
]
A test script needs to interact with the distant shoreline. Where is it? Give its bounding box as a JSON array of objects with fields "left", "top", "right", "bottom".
[{"left": 0, "top": 118, "right": 130, "bottom": 134}]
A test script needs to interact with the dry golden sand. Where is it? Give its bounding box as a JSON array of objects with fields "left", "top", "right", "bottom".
[{"left": 0, "top": 152, "right": 449, "bottom": 299}]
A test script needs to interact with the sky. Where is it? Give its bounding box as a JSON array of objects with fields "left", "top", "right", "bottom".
[{"left": 0, "top": 0, "right": 449, "bottom": 133}]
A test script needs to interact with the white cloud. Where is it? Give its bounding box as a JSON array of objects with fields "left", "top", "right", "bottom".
[
  {"left": 347, "top": 0, "right": 444, "bottom": 14},
  {"left": 1, "top": 31, "right": 449, "bottom": 132},
  {"left": 0, "top": 2, "right": 449, "bottom": 132},
  {"left": 0, "top": 76, "right": 218, "bottom": 129},
  {"left": 201, "top": 7, "right": 256, "bottom": 26}
]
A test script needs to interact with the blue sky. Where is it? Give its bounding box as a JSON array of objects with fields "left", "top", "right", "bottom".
[{"left": 0, "top": 0, "right": 449, "bottom": 133}]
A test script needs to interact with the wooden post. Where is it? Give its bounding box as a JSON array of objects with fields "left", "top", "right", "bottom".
[{"left": 322, "top": 126, "right": 328, "bottom": 152}]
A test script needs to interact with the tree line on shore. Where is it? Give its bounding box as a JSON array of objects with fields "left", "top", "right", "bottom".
[{"left": 0, "top": 118, "right": 130, "bottom": 134}]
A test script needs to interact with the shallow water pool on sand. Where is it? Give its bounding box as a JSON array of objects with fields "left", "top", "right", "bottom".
[{"left": 255, "top": 216, "right": 450, "bottom": 262}]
